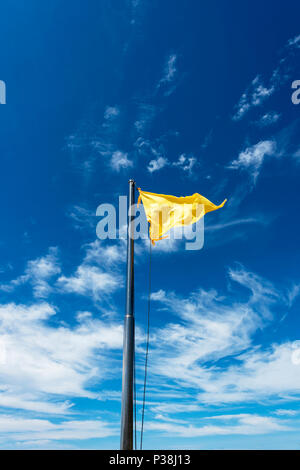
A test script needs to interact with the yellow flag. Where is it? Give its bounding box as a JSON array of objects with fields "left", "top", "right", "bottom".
[{"left": 137, "top": 188, "right": 227, "bottom": 244}]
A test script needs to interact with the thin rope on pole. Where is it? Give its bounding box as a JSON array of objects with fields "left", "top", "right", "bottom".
[{"left": 140, "top": 237, "right": 152, "bottom": 450}]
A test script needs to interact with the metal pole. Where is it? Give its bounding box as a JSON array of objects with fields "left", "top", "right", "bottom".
[{"left": 120, "top": 179, "right": 135, "bottom": 450}]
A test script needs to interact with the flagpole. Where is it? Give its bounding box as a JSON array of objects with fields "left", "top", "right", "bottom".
[{"left": 120, "top": 178, "right": 135, "bottom": 450}]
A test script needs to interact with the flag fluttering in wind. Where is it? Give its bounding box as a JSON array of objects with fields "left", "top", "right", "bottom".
[{"left": 137, "top": 188, "right": 227, "bottom": 244}]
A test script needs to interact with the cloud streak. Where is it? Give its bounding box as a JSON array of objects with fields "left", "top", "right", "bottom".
[
  {"left": 228, "top": 140, "right": 276, "bottom": 182},
  {"left": 0, "top": 247, "right": 61, "bottom": 298},
  {"left": 232, "top": 33, "right": 300, "bottom": 120},
  {"left": 145, "top": 265, "right": 300, "bottom": 409},
  {"left": 0, "top": 301, "right": 123, "bottom": 415}
]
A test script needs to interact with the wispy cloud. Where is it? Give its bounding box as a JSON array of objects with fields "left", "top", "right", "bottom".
[
  {"left": 147, "top": 156, "right": 169, "bottom": 173},
  {"left": 147, "top": 414, "right": 289, "bottom": 437},
  {"left": 67, "top": 204, "right": 96, "bottom": 231},
  {"left": 158, "top": 54, "right": 177, "bottom": 86},
  {"left": 0, "top": 247, "right": 61, "bottom": 298},
  {"left": 196, "top": 341, "right": 300, "bottom": 405},
  {"left": 274, "top": 409, "right": 298, "bottom": 416},
  {"left": 83, "top": 238, "right": 127, "bottom": 266},
  {"left": 146, "top": 152, "right": 198, "bottom": 175},
  {"left": 233, "top": 76, "right": 276, "bottom": 121},
  {"left": 287, "top": 34, "right": 300, "bottom": 49},
  {"left": 228, "top": 140, "right": 276, "bottom": 182},
  {"left": 136, "top": 133, "right": 195, "bottom": 175},
  {"left": 110, "top": 150, "right": 133, "bottom": 171},
  {"left": 0, "top": 301, "right": 123, "bottom": 416},
  {"left": 56, "top": 239, "right": 125, "bottom": 303},
  {"left": 0, "top": 249, "right": 298, "bottom": 446},
  {"left": 172, "top": 154, "right": 197, "bottom": 174},
  {"left": 255, "top": 111, "right": 281, "bottom": 128},
  {"left": 65, "top": 104, "right": 133, "bottom": 175},
  {"left": 144, "top": 265, "right": 300, "bottom": 409},
  {"left": 134, "top": 103, "right": 157, "bottom": 135},
  {"left": 57, "top": 264, "right": 121, "bottom": 301},
  {"left": 0, "top": 415, "right": 117, "bottom": 447},
  {"left": 157, "top": 53, "right": 179, "bottom": 96},
  {"left": 103, "top": 105, "right": 120, "bottom": 122},
  {"left": 232, "top": 33, "right": 300, "bottom": 121},
  {"left": 0, "top": 240, "right": 126, "bottom": 305},
  {"left": 286, "top": 283, "right": 300, "bottom": 307}
]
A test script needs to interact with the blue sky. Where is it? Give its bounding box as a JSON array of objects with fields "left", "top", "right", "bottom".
[{"left": 0, "top": 0, "right": 300, "bottom": 449}]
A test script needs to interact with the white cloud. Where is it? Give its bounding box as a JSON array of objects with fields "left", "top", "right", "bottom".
[
  {"left": 197, "top": 342, "right": 300, "bottom": 405},
  {"left": 134, "top": 137, "right": 164, "bottom": 158},
  {"left": 0, "top": 247, "right": 61, "bottom": 298},
  {"left": 147, "top": 414, "right": 288, "bottom": 437},
  {"left": 134, "top": 103, "right": 157, "bottom": 136},
  {"left": 110, "top": 150, "right": 133, "bottom": 171},
  {"left": 26, "top": 248, "right": 61, "bottom": 298},
  {"left": 157, "top": 53, "right": 179, "bottom": 96},
  {"left": 150, "top": 402, "right": 202, "bottom": 415},
  {"left": 233, "top": 34, "right": 300, "bottom": 121},
  {"left": 150, "top": 265, "right": 276, "bottom": 367},
  {"left": 151, "top": 289, "right": 167, "bottom": 301},
  {"left": 135, "top": 133, "right": 183, "bottom": 176},
  {"left": 255, "top": 111, "right": 281, "bottom": 127},
  {"left": 228, "top": 140, "right": 276, "bottom": 182},
  {"left": 143, "top": 147, "right": 197, "bottom": 176},
  {"left": 0, "top": 301, "right": 123, "bottom": 416},
  {"left": 293, "top": 147, "right": 300, "bottom": 160},
  {"left": 65, "top": 103, "right": 132, "bottom": 175},
  {"left": 147, "top": 156, "right": 169, "bottom": 173},
  {"left": 0, "top": 240, "right": 125, "bottom": 304},
  {"left": 83, "top": 238, "right": 127, "bottom": 266},
  {"left": 57, "top": 239, "right": 127, "bottom": 302},
  {"left": 172, "top": 154, "right": 197, "bottom": 173},
  {"left": 274, "top": 409, "right": 298, "bottom": 416},
  {"left": 0, "top": 415, "right": 117, "bottom": 446},
  {"left": 0, "top": 252, "right": 299, "bottom": 446},
  {"left": 286, "top": 284, "right": 300, "bottom": 306},
  {"left": 159, "top": 54, "right": 177, "bottom": 85},
  {"left": 145, "top": 265, "right": 300, "bottom": 408},
  {"left": 57, "top": 264, "right": 121, "bottom": 301},
  {"left": 67, "top": 204, "right": 96, "bottom": 231},
  {"left": 233, "top": 76, "right": 275, "bottom": 121},
  {"left": 103, "top": 105, "right": 120, "bottom": 121},
  {"left": 287, "top": 34, "right": 300, "bottom": 49},
  {"left": 0, "top": 263, "right": 13, "bottom": 274}
]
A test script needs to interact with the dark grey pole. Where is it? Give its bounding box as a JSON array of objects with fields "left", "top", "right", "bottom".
[{"left": 120, "top": 179, "right": 135, "bottom": 450}]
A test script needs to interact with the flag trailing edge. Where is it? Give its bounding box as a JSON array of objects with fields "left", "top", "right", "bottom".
[{"left": 137, "top": 188, "right": 227, "bottom": 244}]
